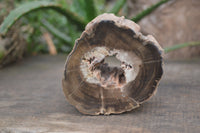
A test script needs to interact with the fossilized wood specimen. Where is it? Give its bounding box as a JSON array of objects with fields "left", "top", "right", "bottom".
[{"left": 62, "top": 13, "right": 163, "bottom": 115}]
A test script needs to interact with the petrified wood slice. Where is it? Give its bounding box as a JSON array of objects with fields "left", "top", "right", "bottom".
[{"left": 62, "top": 13, "right": 163, "bottom": 115}]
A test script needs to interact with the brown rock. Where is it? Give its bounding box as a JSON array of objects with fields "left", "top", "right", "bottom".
[{"left": 128, "top": 0, "right": 200, "bottom": 58}]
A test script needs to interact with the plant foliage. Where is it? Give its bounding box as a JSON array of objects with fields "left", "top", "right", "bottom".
[{"left": 1, "top": 0, "right": 184, "bottom": 54}]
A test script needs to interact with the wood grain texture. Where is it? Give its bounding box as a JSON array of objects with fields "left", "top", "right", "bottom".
[
  {"left": 63, "top": 13, "right": 163, "bottom": 115},
  {"left": 0, "top": 55, "right": 199, "bottom": 133}
]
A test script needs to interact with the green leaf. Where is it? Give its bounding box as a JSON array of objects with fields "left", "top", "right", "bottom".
[
  {"left": 94, "top": 0, "right": 106, "bottom": 15},
  {"left": 66, "top": 21, "right": 82, "bottom": 46},
  {"left": 84, "top": 0, "right": 97, "bottom": 21},
  {"left": 0, "top": 51, "right": 5, "bottom": 60},
  {"left": 33, "top": 44, "right": 47, "bottom": 53},
  {"left": 41, "top": 19, "right": 72, "bottom": 45},
  {"left": 132, "top": 0, "right": 169, "bottom": 22},
  {"left": 164, "top": 41, "right": 200, "bottom": 53},
  {"left": 0, "top": 1, "right": 87, "bottom": 36},
  {"left": 109, "top": 0, "right": 127, "bottom": 15},
  {"left": 56, "top": 0, "right": 69, "bottom": 9},
  {"left": 70, "top": 0, "right": 86, "bottom": 19}
]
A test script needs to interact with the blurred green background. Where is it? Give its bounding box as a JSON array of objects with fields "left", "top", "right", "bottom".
[
  {"left": 0, "top": 0, "right": 199, "bottom": 68},
  {"left": 0, "top": 0, "right": 131, "bottom": 55}
]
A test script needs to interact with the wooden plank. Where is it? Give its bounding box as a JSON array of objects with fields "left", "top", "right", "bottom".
[{"left": 0, "top": 55, "right": 199, "bottom": 133}]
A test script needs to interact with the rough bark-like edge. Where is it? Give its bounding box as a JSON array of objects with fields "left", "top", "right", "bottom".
[{"left": 62, "top": 13, "right": 163, "bottom": 115}]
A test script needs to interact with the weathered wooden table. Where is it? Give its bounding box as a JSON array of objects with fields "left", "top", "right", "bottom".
[{"left": 0, "top": 55, "right": 199, "bottom": 133}]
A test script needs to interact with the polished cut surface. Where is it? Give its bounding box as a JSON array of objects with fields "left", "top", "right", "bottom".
[{"left": 62, "top": 14, "right": 163, "bottom": 115}]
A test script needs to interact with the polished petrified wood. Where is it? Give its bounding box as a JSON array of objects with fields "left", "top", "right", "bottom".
[{"left": 62, "top": 13, "right": 163, "bottom": 115}]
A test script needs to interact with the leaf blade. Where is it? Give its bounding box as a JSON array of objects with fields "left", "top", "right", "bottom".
[
  {"left": 164, "top": 41, "right": 200, "bottom": 53},
  {"left": 84, "top": 0, "right": 97, "bottom": 21},
  {"left": 41, "top": 19, "right": 72, "bottom": 45},
  {"left": 109, "top": 0, "right": 127, "bottom": 15},
  {"left": 0, "top": 1, "right": 87, "bottom": 36},
  {"left": 132, "top": 0, "right": 170, "bottom": 22}
]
